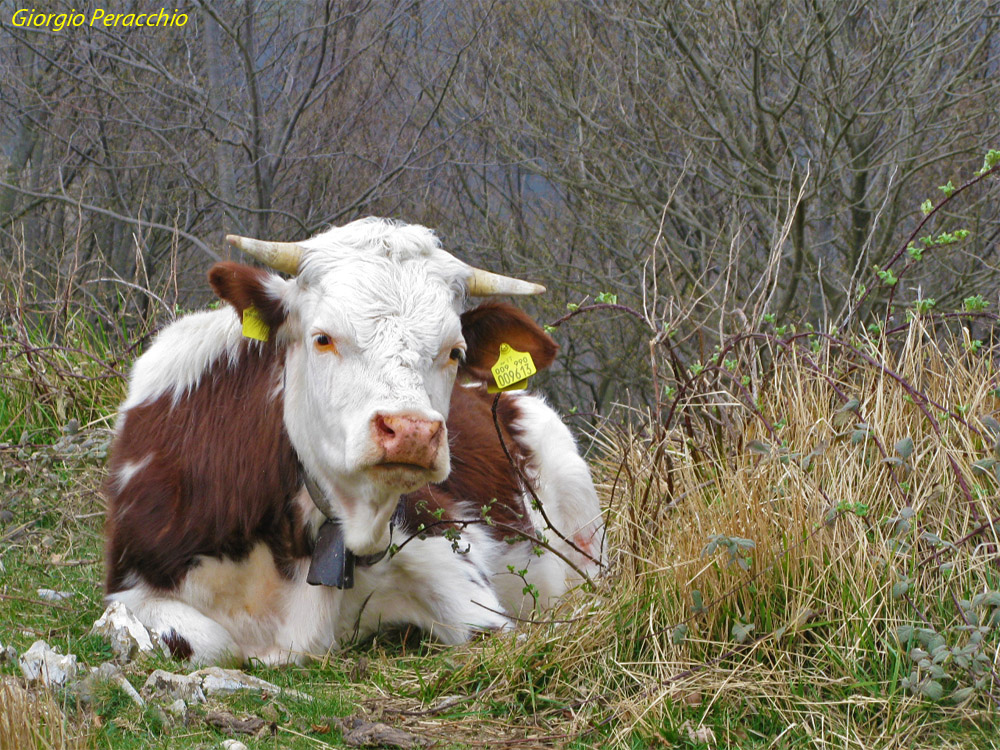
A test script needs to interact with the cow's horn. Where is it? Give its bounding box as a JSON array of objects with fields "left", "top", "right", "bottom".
[
  {"left": 466, "top": 268, "right": 546, "bottom": 296},
  {"left": 225, "top": 235, "right": 303, "bottom": 275}
]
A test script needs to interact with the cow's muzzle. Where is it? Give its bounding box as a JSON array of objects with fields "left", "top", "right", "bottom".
[{"left": 371, "top": 412, "right": 444, "bottom": 470}]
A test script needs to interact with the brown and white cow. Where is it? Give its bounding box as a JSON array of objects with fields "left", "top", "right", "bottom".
[{"left": 103, "top": 218, "right": 604, "bottom": 665}]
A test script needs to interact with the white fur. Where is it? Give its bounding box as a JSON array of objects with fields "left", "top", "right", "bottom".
[
  {"left": 339, "top": 524, "right": 509, "bottom": 645},
  {"left": 508, "top": 393, "right": 606, "bottom": 580},
  {"left": 111, "top": 529, "right": 513, "bottom": 665},
  {"left": 112, "top": 454, "right": 153, "bottom": 494},
  {"left": 121, "top": 309, "right": 243, "bottom": 412}
]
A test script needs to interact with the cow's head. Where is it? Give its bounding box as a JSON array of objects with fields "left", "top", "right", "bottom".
[{"left": 208, "top": 218, "right": 556, "bottom": 555}]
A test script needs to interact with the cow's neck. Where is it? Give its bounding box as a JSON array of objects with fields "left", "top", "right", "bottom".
[{"left": 300, "top": 467, "right": 400, "bottom": 589}]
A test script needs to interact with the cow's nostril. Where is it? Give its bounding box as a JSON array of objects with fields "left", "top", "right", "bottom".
[{"left": 375, "top": 415, "right": 396, "bottom": 438}]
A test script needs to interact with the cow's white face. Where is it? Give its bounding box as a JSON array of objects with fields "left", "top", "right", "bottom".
[
  {"left": 210, "top": 218, "right": 555, "bottom": 557},
  {"left": 278, "top": 224, "right": 468, "bottom": 553}
]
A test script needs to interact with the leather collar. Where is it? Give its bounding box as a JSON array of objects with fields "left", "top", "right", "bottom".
[{"left": 302, "top": 471, "right": 396, "bottom": 589}]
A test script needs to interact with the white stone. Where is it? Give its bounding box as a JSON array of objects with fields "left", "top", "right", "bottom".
[
  {"left": 194, "top": 666, "right": 312, "bottom": 701},
  {"left": 142, "top": 669, "right": 207, "bottom": 704},
  {"left": 196, "top": 666, "right": 284, "bottom": 697},
  {"left": 142, "top": 666, "right": 311, "bottom": 705},
  {"left": 36, "top": 588, "right": 74, "bottom": 602},
  {"left": 19, "top": 640, "right": 78, "bottom": 688},
  {"left": 91, "top": 601, "right": 160, "bottom": 661},
  {"left": 221, "top": 741, "right": 249, "bottom": 750},
  {"left": 166, "top": 698, "right": 187, "bottom": 717}
]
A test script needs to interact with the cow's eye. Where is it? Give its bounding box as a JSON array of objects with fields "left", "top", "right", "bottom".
[
  {"left": 313, "top": 334, "right": 338, "bottom": 354},
  {"left": 449, "top": 347, "right": 466, "bottom": 363}
]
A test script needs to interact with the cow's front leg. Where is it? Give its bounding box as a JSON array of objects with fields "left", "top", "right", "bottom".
[{"left": 108, "top": 587, "right": 241, "bottom": 666}]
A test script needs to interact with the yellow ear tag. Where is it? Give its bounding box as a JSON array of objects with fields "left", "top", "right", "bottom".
[
  {"left": 242, "top": 305, "right": 270, "bottom": 342},
  {"left": 487, "top": 343, "right": 537, "bottom": 393}
]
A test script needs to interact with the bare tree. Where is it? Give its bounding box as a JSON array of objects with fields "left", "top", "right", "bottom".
[{"left": 427, "top": 0, "right": 1000, "bottom": 411}]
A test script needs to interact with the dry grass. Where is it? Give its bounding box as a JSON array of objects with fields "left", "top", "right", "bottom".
[
  {"left": 371, "top": 318, "right": 1000, "bottom": 748},
  {"left": 0, "top": 678, "right": 90, "bottom": 750}
]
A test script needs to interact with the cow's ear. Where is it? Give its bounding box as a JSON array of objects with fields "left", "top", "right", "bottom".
[
  {"left": 208, "top": 262, "right": 288, "bottom": 331},
  {"left": 460, "top": 301, "right": 558, "bottom": 382}
]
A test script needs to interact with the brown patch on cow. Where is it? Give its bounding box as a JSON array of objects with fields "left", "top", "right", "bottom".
[
  {"left": 159, "top": 629, "right": 194, "bottom": 660},
  {"left": 103, "top": 338, "right": 308, "bottom": 594},
  {"left": 459, "top": 302, "right": 558, "bottom": 383},
  {"left": 105, "top": 302, "right": 550, "bottom": 598},
  {"left": 208, "top": 262, "right": 287, "bottom": 332},
  {"left": 402, "top": 386, "right": 535, "bottom": 542}
]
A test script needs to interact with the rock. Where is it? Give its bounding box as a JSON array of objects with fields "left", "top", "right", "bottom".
[
  {"left": 197, "top": 666, "right": 286, "bottom": 698},
  {"left": 0, "top": 640, "right": 16, "bottom": 662},
  {"left": 143, "top": 666, "right": 312, "bottom": 706},
  {"left": 194, "top": 666, "right": 312, "bottom": 701},
  {"left": 91, "top": 601, "right": 160, "bottom": 661},
  {"left": 142, "top": 670, "right": 207, "bottom": 704},
  {"left": 74, "top": 662, "right": 145, "bottom": 708},
  {"left": 221, "top": 740, "right": 249, "bottom": 750},
  {"left": 19, "top": 640, "right": 78, "bottom": 688},
  {"left": 167, "top": 698, "right": 188, "bottom": 717},
  {"left": 205, "top": 709, "right": 266, "bottom": 736},
  {"left": 37, "top": 588, "right": 74, "bottom": 602},
  {"left": 333, "top": 717, "right": 430, "bottom": 748}
]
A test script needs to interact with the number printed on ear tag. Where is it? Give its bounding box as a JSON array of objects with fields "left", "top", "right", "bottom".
[
  {"left": 242, "top": 305, "right": 270, "bottom": 341},
  {"left": 488, "top": 343, "right": 536, "bottom": 393}
]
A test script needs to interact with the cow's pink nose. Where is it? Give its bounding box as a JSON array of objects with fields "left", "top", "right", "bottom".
[{"left": 372, "top": 413, "right": 444, "bottom": 469}]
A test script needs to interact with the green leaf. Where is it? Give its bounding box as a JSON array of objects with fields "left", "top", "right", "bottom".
[
  {"left": 671, "top": 623, "right": 689, "bottom": 645},
  {"left": 920, "top": 680, "right": 944, "bottom": 701},
  {"left": 927, "top": 664, "right": 948, "bottom": 680},
  {"left": 731, "top": 622, "right": 754, "bottom": 644},
  {"left": 925, "top": 633, "right": 947, "bottom": 652},
  {"left": 951, "top": 686, "right": 975, "bottom": 704},
  {"left": 972, "top": 458, "right": 997, "bottom": 476},
  {"left": 747, "top": 440, "right": 771, "bottom": 455},
  {"left": 895, "top": 436, "right": 914, "bottom": 460},
  {"left": 877, "top": 269, "right": 898, "bottom": 287},
  {"left": 981, "top": 591, "right": 1000, "bottom": 608},
  {"left": 964, "top": 294, "right": 989, "bottom": 312},
  {"left": 981, "top": 416, "right": 1000, "bottom": 436},
  {"left": 833, "top": 399, "right": 861, "bottom": 427},
  {"left": 977, "top": 148, "right": 1000, "bottom": 175},
  {"left": 892, "top": 581, "right": 910, "bottom": 599}
]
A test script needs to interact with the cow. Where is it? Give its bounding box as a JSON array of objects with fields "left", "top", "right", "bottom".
[{"left": 103, "top": 217, "right": 604, "bottom": 665}]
